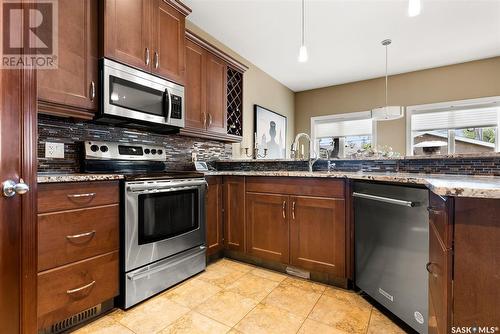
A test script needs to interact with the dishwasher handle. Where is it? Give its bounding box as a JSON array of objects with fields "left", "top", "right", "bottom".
[{"left": 353, "top": 192, "right": 416, "bottom": 207}]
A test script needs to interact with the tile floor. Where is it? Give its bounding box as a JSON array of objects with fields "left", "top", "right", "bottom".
[{"left": 74, "top": 258, "right": 407, "bottom": 334}]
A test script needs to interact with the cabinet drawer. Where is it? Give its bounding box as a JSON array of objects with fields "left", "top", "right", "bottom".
[
  {"left": 428, "top": 222, "right": 451, "bottom": 334},
  {"left": 37, "top": 251, "right": 119, "bottom": 329},
  {"left": 38, "top": 181, "right": 119, "bottom": 213},
  {"left": 38, "top": 205, "right": 119, "bottom": 271},
  {"left": 246, "top": 177, "right": 345, "bottom": 198}
]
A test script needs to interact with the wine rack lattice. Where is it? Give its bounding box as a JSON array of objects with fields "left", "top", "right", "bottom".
[{"left": 226, "top": 67, "right": 243, "bottom": 136}]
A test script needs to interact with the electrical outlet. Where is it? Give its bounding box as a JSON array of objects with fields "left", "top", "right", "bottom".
[
  {"left": 45, "top": 142, "right": 65, "bottom": 158},
  {"left": 191, "top": 152, "right": 197, "bottom": 162}
]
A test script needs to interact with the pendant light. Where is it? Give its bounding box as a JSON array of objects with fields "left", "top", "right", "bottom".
[
  {"left": 408, "top": 0, "right": 422, "bottom": 17},
  {"left": 371, "top": 39, "right": 405, "bottom": 121},
  {"left": 298, "top": 0, "right": 308, "bottom": 62}
]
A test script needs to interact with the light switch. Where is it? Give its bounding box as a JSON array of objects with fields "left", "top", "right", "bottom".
[{"left": 45, "top": 142, "right": 65, "bottom": 158}]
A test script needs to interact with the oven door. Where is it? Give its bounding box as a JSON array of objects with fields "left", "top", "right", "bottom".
[{"left": 124, "top": 179, "right": 206, "bottom": 272}]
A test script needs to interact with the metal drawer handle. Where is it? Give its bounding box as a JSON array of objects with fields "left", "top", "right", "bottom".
[
  {"left": 426, "top": 262, "right": 438, "bottom": 278},
  {"left": 292, "top": 201, "right": 296, "bottom": 220},
  {"left": 282, "top": 201, "right": 286, "bottom": 219},
  {"left": 67, "top": 192, "right": 96, "bottom": 199},
  {"left": 66, "top": 280, "right": 95, "bottom": 294},
  {"left": 352, "top": 192, "right": 416, "bottom": 207},
  {"left": 427, "top": 207, "right": 442, "bottom": 215},
  {"left": 66, "top": 230, "right": 96, "bottom": 241}
]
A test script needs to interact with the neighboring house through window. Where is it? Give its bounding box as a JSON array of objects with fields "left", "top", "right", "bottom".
[{"left": 407, "top": 96, "right": 500, "bottom": 156}]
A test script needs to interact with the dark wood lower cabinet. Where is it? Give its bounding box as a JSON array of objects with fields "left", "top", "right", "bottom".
[
  {"left": 246, "top": 192, "right": 290, "bottom": 263},
  {"left": 206, "top": 176, "right": 223, "bottom": 256},
  {"left": 290, "top": 196, "right": 345, "bottom": 276},
  {"left": 453, "top": 198, "right": 500, "bottom": 328},
  {"left": 223, "top": 176, "right": 245, "bottom": 252}
]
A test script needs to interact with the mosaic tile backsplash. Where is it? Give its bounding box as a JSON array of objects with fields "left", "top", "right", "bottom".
[
  {"left": 215, "top": 157, "right": 500, "bottom": 176},
  {"left": 38, "top": 114, "right": 232, "bottom": 173}
]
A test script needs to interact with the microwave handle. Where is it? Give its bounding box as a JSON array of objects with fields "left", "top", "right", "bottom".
[{"left": 164, "top": 88, "right": 172, "bottom": 123}]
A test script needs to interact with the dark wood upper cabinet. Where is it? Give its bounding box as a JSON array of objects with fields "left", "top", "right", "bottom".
[
  {"left": 223, "top": 176, "right": 245, "bottom": 253},
  {"left": 151, "top": 0, "right": 186, "bottom": 84},
  {"left": 290, "top": 196, "right": 346, "bottom": 276},
  {"left": 246, "top": 192, "right": 289, "bottom": 263},
  {"left": 102, "top": 0, "right": 190, "bottom": 83},
  {"left": 38, "top": 0, "right": 98, "bottom": 118},
  {"left": 206, "top": 53, "right": 227, "bottom": 134},
  {"left": 185, "top": 39, "right": 206, "bottom": 129},
  {"left": 182, "top": 30, "right": 247, "bottom": 142},
  {"left": 102, "top": 0, "right": 151, "bottom": 72},
  {"left": 206, "top": 176, "right": 223, "bottom": 256}
]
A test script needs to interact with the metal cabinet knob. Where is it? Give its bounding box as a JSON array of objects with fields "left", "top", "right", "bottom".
[{"left": 2, "top": 178, "right": 30, "bottom": 197}]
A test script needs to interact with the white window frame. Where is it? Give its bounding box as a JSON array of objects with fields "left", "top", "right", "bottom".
[
  {"left": 310, "top": 111, "right": 377, "bottom": 157},
  {"left": 406, "top": 96, "right": 500, "bottom": 156}
]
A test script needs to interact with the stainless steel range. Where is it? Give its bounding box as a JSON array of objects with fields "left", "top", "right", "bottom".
[{"left": 83, "top": 141, "right": 207, "bottom": 309}]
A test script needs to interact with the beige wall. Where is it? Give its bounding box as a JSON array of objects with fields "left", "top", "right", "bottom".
[
  {"left": 186, "top": 22, "right": 295, "bottom": 158},
  {"left": 295, "top": 57, "right": 500, "bottom": 155}
]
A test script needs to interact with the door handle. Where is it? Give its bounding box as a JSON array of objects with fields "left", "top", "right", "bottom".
[
  {"left": 426, "top": 262, "right": 438, "bottom": 278},
  {"left": 90, "top": 81, "right": 96, "bottom": 101},
  {"left": 154, "top": 51, "right": 159, "bottom": 69},
  {"left": 203, "top": 113, "right": 207, "bottom": 128},
  {"left": 282, "top": 201, "right": 286, "bottom": 219},
  {"left": 66, "top": 192, "right": 96, "bottom": 199},
  {"left": 2, "top": 179, "right": 30, "bottom": 198},
  {"left": 208, "top": 113, "right": 213, "bottom": 127},
  {"left": 145, "top": 48, "right": 150, "bottom": 66},
  {"left": 292, "top": 201, "right": 296, "bottom": 220}
]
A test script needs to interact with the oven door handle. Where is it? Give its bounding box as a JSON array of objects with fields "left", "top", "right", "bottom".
[
  {"left": 126, "top": 180, "right": 207, "bottom": 193},
  {"left": 127, "top": 246, "right": 206, "bottom": 281}
]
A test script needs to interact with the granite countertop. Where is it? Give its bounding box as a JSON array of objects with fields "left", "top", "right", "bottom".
[
  {"left": 37, "top": 173, "right": 124, "bottom": 183},
  {"left": 37, "top": 171, "right": 500, "bottom": 199},
  {"left": 204, "top": 170, "right": 500, "bottom": 199}
]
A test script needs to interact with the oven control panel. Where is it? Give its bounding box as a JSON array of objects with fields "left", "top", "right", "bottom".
[{"left": 84, "top": 141, "right": 166, "bottom": 161}]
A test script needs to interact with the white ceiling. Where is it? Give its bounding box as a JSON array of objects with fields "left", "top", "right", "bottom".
[{"left": 183, "top": 0, "right": 500, "bottom": 92}]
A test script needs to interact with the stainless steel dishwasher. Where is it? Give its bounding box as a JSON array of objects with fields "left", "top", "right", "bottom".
[{"left": 354, "top": 182, "right": 428, "bottom": 334}]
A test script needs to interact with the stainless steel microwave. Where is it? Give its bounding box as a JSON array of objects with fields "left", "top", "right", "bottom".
[{"left": 97, "top": 58, "right": 185, "bottom": 131}]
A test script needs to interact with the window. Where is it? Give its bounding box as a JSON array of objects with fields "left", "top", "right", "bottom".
[
  {"left": 407, "top": 97, "right": 500, "bottom": 156},
  {"left": 311, "top": 111, "right": 375, "bottom": 159}
]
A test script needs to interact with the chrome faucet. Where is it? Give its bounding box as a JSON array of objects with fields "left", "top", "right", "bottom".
[{"left": 291, "top": 133, "right": 318, "bottom": 173}]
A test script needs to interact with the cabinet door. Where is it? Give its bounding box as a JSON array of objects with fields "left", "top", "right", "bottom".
[
  {"left": 453, "top": 198, "right": 500, "bottom": 329},
  {"left": 428, "top": 220, "right": 452, "bottom": 334},
  {"left": 206, "top": 53, "right": 227, "bottom": 134},
  {"left": 290, "top": 196, "right": 345, "bottom": 276},
  {"left": 223, "top": 176, "right": 245, "bottom": 252},
  {"left": 38, "top": 0, "right": 98, "bottom": 112},
  {"left": 103, "top": 0, "right": 151, "bottom": 71},
  {"left": 246, "top": 193, "right": 289, "bottom": 263},
  {"left": 206, "top": 177, "right": 223, "bottom": 256},
  {"left": 184, "top": 39, "right": 207, "bottom": 130},
  {"left": 151, "top": 0, "right": 186, "bottom": 83}
]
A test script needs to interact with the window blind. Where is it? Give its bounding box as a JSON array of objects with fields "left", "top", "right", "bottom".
[
  {"left": 411, "top": 107, "right": 499, "bottom": 132},
  {"left": 315, "top": 118, "right": 373, "bottom": 138}
]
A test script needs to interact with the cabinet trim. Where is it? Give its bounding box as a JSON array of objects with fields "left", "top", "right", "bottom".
[
  {"left": 186, "top": 29, "right": 248, "bottom": 73},
  {"left": 164, "top": 0, "right": 192, "bottom": 16}
]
